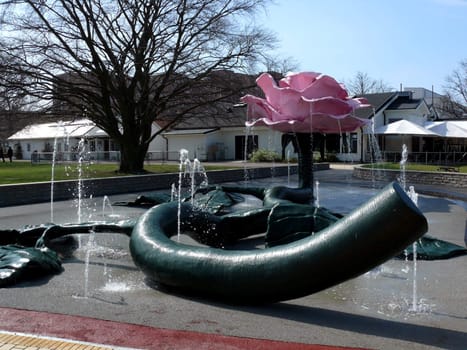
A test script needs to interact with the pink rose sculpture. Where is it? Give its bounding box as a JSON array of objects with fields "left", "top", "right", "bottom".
[{"left": 241, "top": 72, "right": 370, "bottom": 134}]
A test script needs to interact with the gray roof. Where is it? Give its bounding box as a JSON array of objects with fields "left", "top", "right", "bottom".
[
  {"left": 353, "top": 92, "right": 398, "bottom": 119},
  {"left": 387, "top": 96, "right": 423, "bottom": 110},
  {"left": 171, "top": 104, "right": 247, "bottom": 129},
  {"left": 354, "top": 91, "right": 427, "bottom": 119}
]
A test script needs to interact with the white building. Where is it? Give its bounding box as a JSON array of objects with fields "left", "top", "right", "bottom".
[
  {"left": 158, "top": 113, "right": 290, "bottom": 161},
  {"left": 7, "top": 119, "right": 119, "bottom": 161},
  {"left": 8, "top": 90, "right": 467, "bottom": 165}
]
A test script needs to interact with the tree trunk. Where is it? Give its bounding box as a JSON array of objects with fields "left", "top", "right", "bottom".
[
  {"left": 295, "top": 133, "right": 314, "bottom": 195},
  {"left": 119, "top": 143, "right": 147, "bottom": 173}
]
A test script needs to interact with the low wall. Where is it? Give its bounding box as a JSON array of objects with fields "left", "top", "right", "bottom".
[
  {"left": 353, "top": 166, "right": 467, "bottom": 188},
  {"left": 0, "top": 163, "right": 329, "bottom": 207}
]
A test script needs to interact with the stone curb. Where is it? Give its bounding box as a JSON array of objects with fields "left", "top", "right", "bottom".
[
  {"left": 353, "top": 165, "right": 467, "bottom": 188},
  {"left": 0, "top": 164, "right": 330, "bottom": 207}
]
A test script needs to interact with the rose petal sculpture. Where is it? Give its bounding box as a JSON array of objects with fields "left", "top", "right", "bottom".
[
  {"left": 241, "top": 71, "right": 371, "bottom": 189},
  {"left": 240, "top": 71, "right": 370, "bottom": 133}
]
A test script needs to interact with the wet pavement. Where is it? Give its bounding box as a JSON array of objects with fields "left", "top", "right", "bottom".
[{"left": 0, "top": 165, "right": 466, "bottom": 350}]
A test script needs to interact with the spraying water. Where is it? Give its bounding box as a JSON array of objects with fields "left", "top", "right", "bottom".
[
  {"left": 50, "top": 121, "right": 66, "bottom": 222},
  {"left": 314, "top": 180, "right": 320, "bottom": 208},
  {"left": 367, "top": 117, "right": 384, "bottom": 187},
  {"left": 178, "top": 149, "right": 189, "bottom": 241},
  {"left": 407, "top": 185, "right": 419, "bottom": 312},
  {"left": 171, "top": 183, "right": 177, "bottom": 202},
  {"left": 83, "top": 234, "right": 94, "bottom": 298},
  {"left": 50, "top": 132, "right": 59, "bottom": 223},
  {"left": 400, "top": 145, "right": 420, "bottom": 313},
  {"left": 190, "top": 158, "right": 208, "bottom": 204},
  {"left": 268, "top": 130, "right": 276, "bottom": 179},
  {"left": 72, "top": 230, "right": 96, "bottom": 300},
  {"left": 400, "top": 144, "right": 408, "bottom": 191},
  {"left": 243, "top": 126, "right": 252, "bottom": 186},
  {"left": 102, "top": 195, "right": 114, "bottom": 219},
  {"left": 77, "top": 138, "right": 87, "bottom": 223}
]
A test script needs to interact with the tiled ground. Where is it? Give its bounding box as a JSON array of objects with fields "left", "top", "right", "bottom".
[{"left": 0, "top": 332, "right": 112, "bottom": 350}]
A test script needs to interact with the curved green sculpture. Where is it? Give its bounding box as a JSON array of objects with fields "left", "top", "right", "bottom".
[
  {"left": 0, "top": 221, "right": 135, "bottom": 287},
  {"left": 130, "top": 181, "right": 428, "bottom": 303}
]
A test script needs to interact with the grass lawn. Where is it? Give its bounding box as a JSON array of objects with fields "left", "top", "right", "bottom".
[
  {"left": 0, "top": 161, "right": 233, "bottom": 185},
  {"left": 362, "top": 162, "right": 467, "bottom": 173},
  {"left": 1, "top": 161, "right": 465, "bottom": 185}
]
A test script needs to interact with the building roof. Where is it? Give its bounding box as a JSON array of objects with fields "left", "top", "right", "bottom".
[
  {"left": 165, "top": 100, "right": 248, "bottom": 130},
  {"left": 387, "top": 95, "right": 424, "bottom": 110},
  {"left": 353, "top": 92, "right": 398, "bottom": 119},
  {"left": 353, "top": 91, "right": 430, "bottom": 120},
  {"left": 163, "top": 128, "right": 219, "bottom": 135},
  {"left": 8, "top": 119, "right": 107, "bottom": 140}
]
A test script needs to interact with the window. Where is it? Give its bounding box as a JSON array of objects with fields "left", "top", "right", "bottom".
[
  {"left": 342, "top": 133, "right": 358, "bottom": 153},
  {"left": 350, "top": 133, "right": 358, "bottom": 153}
]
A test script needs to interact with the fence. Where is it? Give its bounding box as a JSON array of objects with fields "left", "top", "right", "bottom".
[
  {"left": 31, "top": 151, "right": 121, "bottom": 164},
  {"left": 144, "top": 151, "right": 183, "bottom": 163},
  {"left": 31, "top": 151, "right": 188, "bottom": 164},
  {"left": 367, "top": 151, "right": 467, "bottom": 165}
]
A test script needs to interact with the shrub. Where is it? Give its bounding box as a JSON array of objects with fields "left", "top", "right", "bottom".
[
  {"left": 249, "top": 149, "right": 282, "bottom": 162},
  {"left": 324, "top": 153, "right": 339, "bottom": 162}
]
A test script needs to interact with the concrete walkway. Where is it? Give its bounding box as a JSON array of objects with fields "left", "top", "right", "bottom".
[
  {"left": 0, "top": 165, "right": 466, "bottom": 350},
  {"left": 0, "top": 308, "right": 361, "bottom": 350}
]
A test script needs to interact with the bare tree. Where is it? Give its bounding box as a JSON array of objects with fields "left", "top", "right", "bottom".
[
  {"left": 441, "top": 59, "right": 467, "bottom": 118},
  {"left": 0, "top": 51, "right": 40, "bottom": 144},
  {"left": 0, "top": 0, "right": 278, "bottom": 172},
  {"left": 0, "top": 53, "right": 33, "bottom": 111},
  {"left": 262, "top": 56, "right": 300, "bottom": 75},
  {"left": 345, "top": 71, "right": 393, "bottom": 96}
]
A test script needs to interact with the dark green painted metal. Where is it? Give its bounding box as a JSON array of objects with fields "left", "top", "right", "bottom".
[
  {"left": 0, "top": 245, "right": 63, "bottom": 287},
  {"left": 130, "top": 181, "right": 428, "bottom": 302}
]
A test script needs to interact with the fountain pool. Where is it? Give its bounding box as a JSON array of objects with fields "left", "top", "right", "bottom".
[{"left": 0, "top": 174, "right": 466, "bottom": 349}]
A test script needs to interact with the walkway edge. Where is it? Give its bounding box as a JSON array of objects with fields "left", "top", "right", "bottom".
[{"left": 0, "top": 307, "right": 368, "bottom": 350}]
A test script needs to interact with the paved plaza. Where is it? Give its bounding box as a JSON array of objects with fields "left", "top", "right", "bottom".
[{"left": 0, "top": 165, "right": 466, "bottom": 349}]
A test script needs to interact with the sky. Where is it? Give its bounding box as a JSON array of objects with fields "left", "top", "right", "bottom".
[{"left": 255, "top": 0, "right": 467, "bottom": 94}]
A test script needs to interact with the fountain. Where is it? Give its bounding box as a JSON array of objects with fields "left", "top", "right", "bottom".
[
  {"left": 398, "top": 144, "right": 420, "bottom": 312},
  {"left": 102, "top": 195, "right": 115, "bottom": 220},
  {"left": 76, "top": 138, "right": 88, "bottom": 224},
  {"left": 1, "top": 72, "right": 431, "bottom": 301},
  {"left": 314, "top": 180, "right": 320, "bottom": 208},
  {"left": 407, "top": 185, "right": 420, "bottom": 313},
  {"left": 50, "top": 122, "right": 61, "bottom": 223},
  {"left": 5, "top": 71, "right": 466, "bottom": 305},
  {"left": 400, "top": 144, "right": 408, "bottom": 191},
  {"left": 128, "top": 72, "right": 429, "bottom": 302},
  {"left": 3, "top": 71, "right": 466, "bottom": 310},
  {"left": 366, "top": 117, "right": 384, "bottom": 187}
]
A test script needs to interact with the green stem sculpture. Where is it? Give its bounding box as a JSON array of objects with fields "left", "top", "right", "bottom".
[
  {"left": 295, "top": 132, "right": 314, "bottom": 191},
  {"left": 130, "top": 182, "right": 428, "bottom": 303}
]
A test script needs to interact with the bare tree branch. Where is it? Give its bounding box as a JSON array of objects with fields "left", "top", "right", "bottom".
[
  {"left": 441, "top": 59, "right": 467, "bottom": 118},
  {"left": 0, "top": 0, "right": 279, "bottom": 172},
  {"left": 345, "top": 71, "right": 393, "bottom": 96}
]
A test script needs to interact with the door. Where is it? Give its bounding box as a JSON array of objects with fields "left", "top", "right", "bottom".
[{"left": 235, "top": 135, "right": 258, "bottom": 160}]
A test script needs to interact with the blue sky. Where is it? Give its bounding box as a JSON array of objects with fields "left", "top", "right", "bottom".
[{"left": 256, "top": 0, "right": 467, "bottom": 93}]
